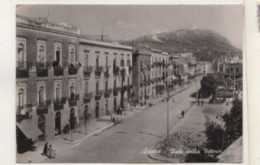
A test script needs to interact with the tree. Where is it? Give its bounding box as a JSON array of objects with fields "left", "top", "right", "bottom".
[
  {"left": 205, "top": 122, "right": 226, "bottom": 150},
  {"left": 200, "top": 74, "right": 218, "bottom": 100},
  {"left": 222, "top": 99, "right": 242, "bottom": 144}
]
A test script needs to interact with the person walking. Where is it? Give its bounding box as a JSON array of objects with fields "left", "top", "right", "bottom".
[
  {"left": 42, "top": 142, "right": 48, "bottom": 156},
  {"left": 181, "top": 110, "right": 185, "bottom": 118}
]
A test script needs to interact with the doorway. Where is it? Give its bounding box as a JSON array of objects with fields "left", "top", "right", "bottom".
[
  {"left": 55, "top": 112, "right": 61, "bottom": 136},
  {"left": 38, "top": 115, "right": 46, "bottom": 141},
  {"left": 70, "top": 108, "right": 76, "bottom": 130}
]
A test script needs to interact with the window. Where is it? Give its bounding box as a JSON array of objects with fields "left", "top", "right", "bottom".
[
  {"left": 18, "top": 89, "right": 24, "bottom": 107},
  {"left": 70, "top": 84, "right": 75, "bottom": 100},
  {"left": 114, "top": 79, "right": 117, "bottom": 88},
  {"left": 39, "top": 86, "right": 44, "bottom": 104},
  {"left": 70, "top": 48, "right": 75, "bottom": 64},
  {"left": 37, "top": 41, "right": 46, "bottom": 66},
  {"left": 105, "top": 80, "right": 108, "bottom": 91},
  {"left": 54, "top": 43, "right": 62, "bottom": 66},
  {"left": 84, "top": 81, "right": 88, "bottom": 94},
  {"left": 113, "top": 58, "right": 116, "bottom": 67},
  {"left": 96, "top": 55, "right": 99, "bottom": 67},
  {"left": 55, "top": 84, "right": 61, "bottom": 100},
  {"left": 140, "top": 60, "right": 143, "bottom": 69},
  {"left": 121, "top": 58, "right": 124, "bottom": 66},
  {"left": 17, "top": 38, "right": 26, "bottom": 68},
  {"left": 17, "top": 44, "right": 25, "bottom": 68},
  {"left": 84, "top": 55, "right": 88, "bottom": 67},
  {"left": 96, "top": 81, "right": 99, "bottom": 94},
  {"left": 106, "top": 56, "right": 108, "bottom": 67}
]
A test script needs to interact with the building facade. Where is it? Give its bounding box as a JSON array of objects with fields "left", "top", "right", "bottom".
[
  {"left": 132, "top": 49, "right": 151, "bottom": 104},
  {"left": 78, "top": 38, "right": 133, "bottom": 121},
  {"left": 16, "top": 15, "right": 81, "bottom": 143}
]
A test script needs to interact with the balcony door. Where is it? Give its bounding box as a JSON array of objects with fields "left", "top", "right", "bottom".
[{"left": 70, "top": 108, "right": 76, "bottom": 130}]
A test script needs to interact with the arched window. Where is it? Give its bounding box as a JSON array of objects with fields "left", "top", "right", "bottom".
[
  {"left": 121, "top": 58, "right": 124, "bottom": 66},
  {"left": 70, "top": 48, "right": 75, "bottom": 64},
  {"left": 96, "top": 56, "right": 99, "bottom": 67},
  {"left": 39, "top": 86, "right": 44, "bottom": 103},
  {"left": 84, "top": 55, "right": 88, "bottom": 67},
  {"left": 106, "top": 56, "right": 108, "bottom": 67},
  {"left": 114, "top": 79, "right": 117, "bottom": 88},
  {"left": 105, "top": 79, "right": 108, "bottom": 91},
  {"left": 18, "top": 88, "right": 24, "bottom": 107},
  {"left": 39, "top": 45, "right": 45, "bottom": 63},
  {"left": 17, "top": 44, "right": 24, "bottom": 68},
  {"left": 96, "top": 81, "right": 99, "bottom": 94},
  {"left": 70, "top": 84, "right": 75, "bottom": 99},
  {"left": 56, "top": 84, "right": 61, "bottom": 100},
  {"left": 56, "top": 47, "right": 61, "bottom": 63}
]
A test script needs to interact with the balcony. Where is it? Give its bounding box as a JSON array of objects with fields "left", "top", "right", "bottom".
[
  {"left": 95, "top": 90, "right": 103, "bottom": 100},
  {"left": 113, "top": 66, "right": 120, "bottom": 76},
  {"left": 83, "top": 66, "right": 93, "bottom": 77},
  {"left": 68, "top": 65, "right": 78, "bottom": 75},
  {"left": 36, "top": 62, "right": 50, "bottom": 77},
  {"left": 95, "top": 66, "right": 103, "bottom": 77},
  {"left": 104, "top": 89, "right": 112, "bottom": 98},
  {"left": 68, "top": 94, "right": 79, "bottom": 107},
  {"left": 113, "top": 87, "right": 119, "bottom": 96},
  {"left": 104, "top": 66, "right": 110, "bottom": 78},
  {"left": 16, "top": 62, "right": 32, "bottom": 79},
  {"left": 53, "top": 97, "right": 67, "bottom": 111},
  {"left": 84, "top": 92, "right": 93, "bottom": 103},
  {"left": 16, "top": 68, "right": 29, "bottom": 79},
  {"left": 37, "top": 100, "right": 51, "bottom": 116},
  {"left": 54, "top": 67, "right": 64, "bottom": 76},
  {"left": 16, "top": 104, "right": 33, "bottom": 122}
]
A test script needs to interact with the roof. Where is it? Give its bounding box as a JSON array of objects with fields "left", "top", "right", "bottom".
[{"left": 79, "top": 38, "right": 133, "bottom": 51}]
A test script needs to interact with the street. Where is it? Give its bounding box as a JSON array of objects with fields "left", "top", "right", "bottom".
[{"left": 43, "top": 83, "right": 198, "bottom": 163}]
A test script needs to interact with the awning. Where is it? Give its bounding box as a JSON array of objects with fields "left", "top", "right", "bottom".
[{"left": 16, "top": 120, "right": 42, "bottom": 139}]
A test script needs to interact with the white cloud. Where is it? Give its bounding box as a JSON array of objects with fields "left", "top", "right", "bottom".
[{"left": 116, "top": 20, "right": 136, "bottom": 28}]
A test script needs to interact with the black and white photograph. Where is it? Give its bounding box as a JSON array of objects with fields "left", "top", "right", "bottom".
[{"left": 16, "top": 5, "right": 243, "bottom": 163}]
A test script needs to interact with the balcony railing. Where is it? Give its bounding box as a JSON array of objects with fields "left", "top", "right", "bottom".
[
  {"left": 68, "top": 94, "right": 79, "bottom": 107},
  {"left": 95, "top": 66, "right": 103, "bottom": 77},
  {"left": 104, "top": 66, "right": 110, "bottom": 78},
  {"left": 113, "top": 87, "right": 120, "bottom": 96},
  {"left": 53, "top": 97, "right": 67, "bottom": 111},
  {"left": 95, "top": 90, "right": 103, "bottom": 100},
  {"left": 83, "top": 66, "right": 93, "bottom": 77},
  {"left": 16, "top": 104, "right": 33, "bottom": 122},
  {"left": 54, "top": 67, "right": 64, "bottom": 76},
  {"left": 16, "top": 62, "right": 33, "bottom": 79},
  {"left": 68, "top": 65, "right": 78, "bottom": 75},
  {"left": 104, "top": 89, "right": 112, "bottom": 98},
  {"left": 84, "top": 92, "right": 93, "bottom": 103},
  {"left": 113, "top": 66, "right": 120, "bottom": 76},
  {"left": 37, "top": 99, "right": 51, "bottom": 116}
]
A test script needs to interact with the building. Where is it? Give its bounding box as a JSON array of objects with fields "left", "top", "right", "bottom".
[
  {"left": 16, "top": 15, "right": 81, "bottom": 146},
  {"left": 78, "top": 38, "right": 133, "bottom": 120},
  {"left": 16, "top": 15, "right": 133, "bottom": 152},
  {"left": 132, "top": 49, "right": 151, "bottom": 104}
]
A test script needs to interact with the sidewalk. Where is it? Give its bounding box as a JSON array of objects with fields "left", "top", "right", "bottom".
[
  {"left": 17, "top": 82, "right": 194, "bottom": 163},
  {"left": 148, "top": 99, "right": 233, "bottom": 163}
]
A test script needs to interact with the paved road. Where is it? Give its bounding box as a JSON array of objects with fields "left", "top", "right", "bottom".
[{"left": 43, "top": 83, "right": 198, "bottom": 163}]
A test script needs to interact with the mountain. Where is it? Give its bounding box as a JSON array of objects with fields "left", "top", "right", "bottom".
[{"left": 121, "top": 28, "right": 242, "bottom": 62}]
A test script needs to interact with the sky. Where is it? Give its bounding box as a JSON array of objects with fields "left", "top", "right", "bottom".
[{"left": 16, "top": 5, "right": 243, "bottom": 49}]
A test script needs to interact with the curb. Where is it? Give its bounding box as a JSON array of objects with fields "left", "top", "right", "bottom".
[
  {"left": 147, "top": 103, "right": 197, "bottom": 163},
  {"left": 56, "top": 122, "right": 115, "bottom": 144}
]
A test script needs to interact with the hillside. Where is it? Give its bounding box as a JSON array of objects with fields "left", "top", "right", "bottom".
[{"left": 121, "top": 28, "right": 242, "bottom": 62}]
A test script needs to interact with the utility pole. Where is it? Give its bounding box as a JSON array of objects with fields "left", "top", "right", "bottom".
[{"left": 166, "top": 82, "right": 169, "bottom": 139}]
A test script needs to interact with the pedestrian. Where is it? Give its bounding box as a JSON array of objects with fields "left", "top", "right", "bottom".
[
  {"left": 47, "top": 145, "right": 54, "bottom": 158},
  {"left": 181, "top": 110, "right": 185, "bottom": 118},
  {"left": 226, "top": 102, "right": 228, "bottom": 106},
  {"left": 201, "top": 100, "right": 204, "bottom": 106},
  {"left": 43, "top": 142, "right": 48, "bottom": 156},
  {"left": 197, "top": 99, "right": 200, "bottom": 106},
  {"left": 117, "top": 107, "right": 120, "bottom": 115}
]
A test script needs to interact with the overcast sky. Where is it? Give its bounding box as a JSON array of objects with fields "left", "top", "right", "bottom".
[{"left": 16, "top": 5, "right": 243, "bottom": 49}]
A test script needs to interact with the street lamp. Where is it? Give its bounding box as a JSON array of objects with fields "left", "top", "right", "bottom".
[
  {"left": 69, "top": 120, "right": 73, "bottom": 142},
  {"left": 163, "top": 78, "right": 170, "bottom": 139}
]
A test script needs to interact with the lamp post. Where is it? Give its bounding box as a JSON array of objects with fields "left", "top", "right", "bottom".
[
  {"left": 163, "top": 78, "right": 170, "bottom": 139},
  {"left": 69, "top": 120, "right": 73, "bottom": 142}
]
